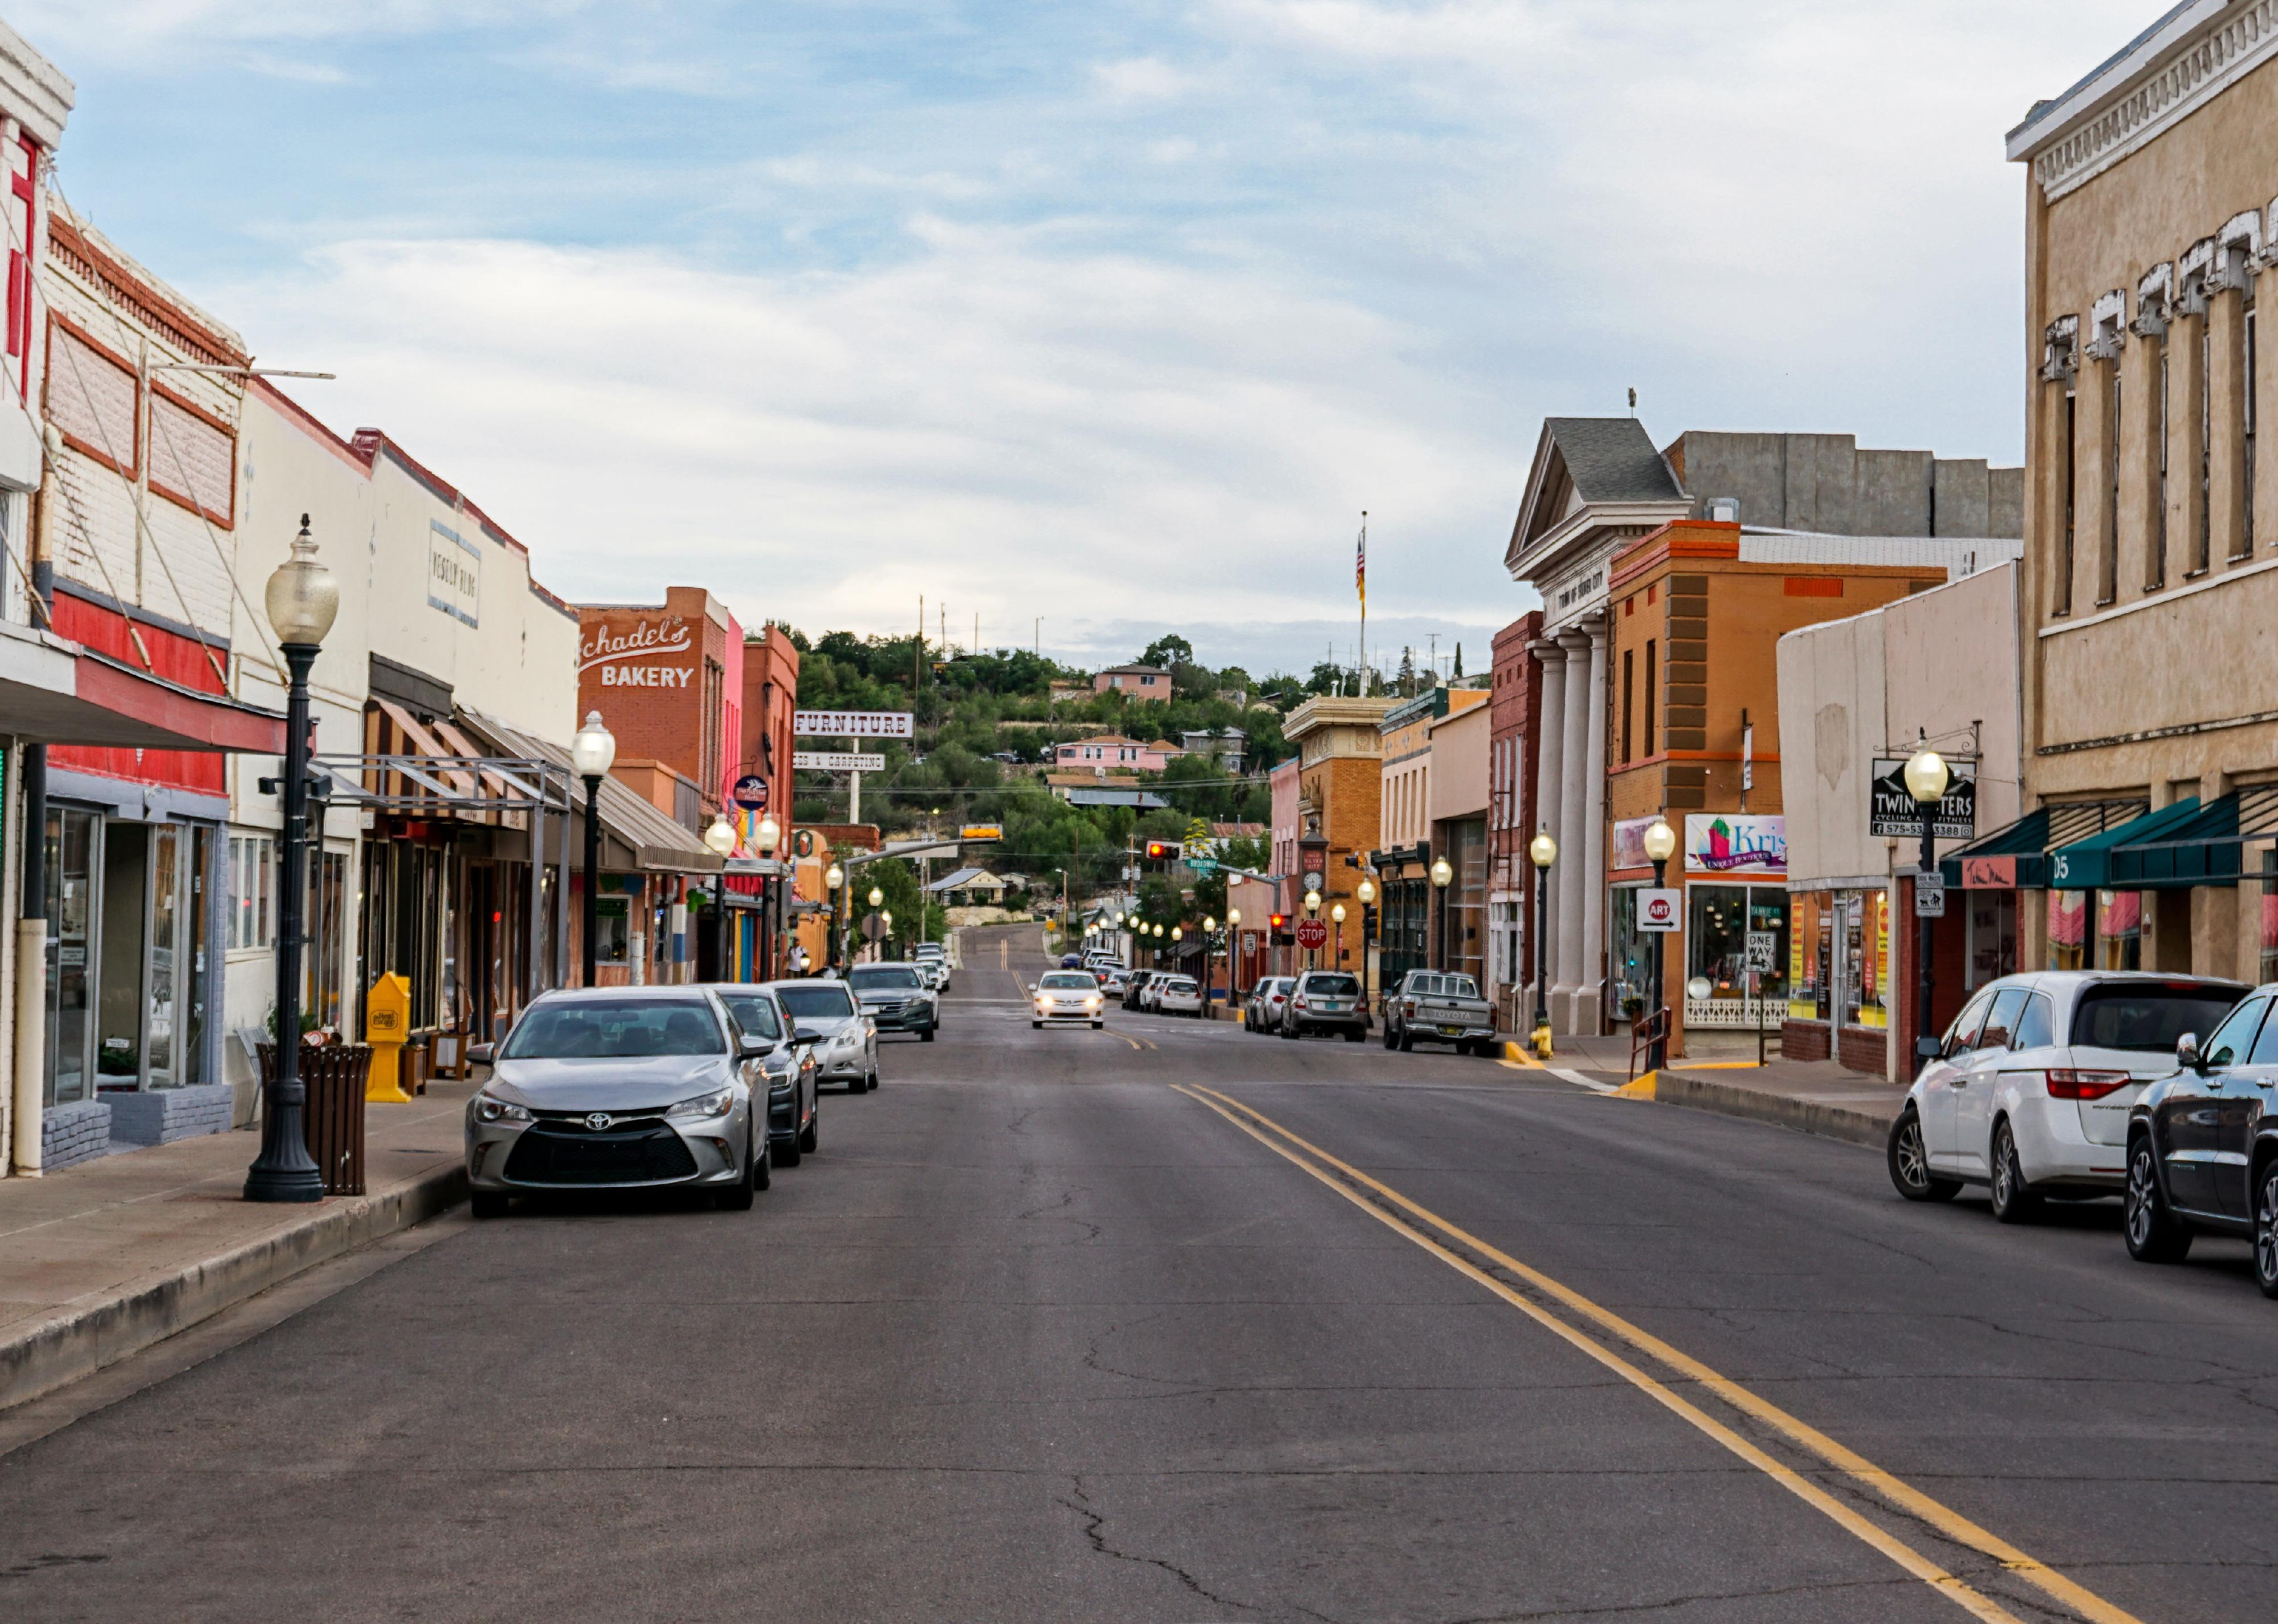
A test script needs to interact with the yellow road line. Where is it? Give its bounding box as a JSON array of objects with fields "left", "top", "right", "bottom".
[
  {"left": 1101, "top": 1026, "right": 1154, "bottom": 1052},
  {"left": 1179, "top": 1083, "right": 2145, "bottom": 1624}
]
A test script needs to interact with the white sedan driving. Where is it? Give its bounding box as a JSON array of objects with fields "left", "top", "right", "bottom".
[{"left": 1032, "top": 970, "right": 1106, "bottom": 1029}]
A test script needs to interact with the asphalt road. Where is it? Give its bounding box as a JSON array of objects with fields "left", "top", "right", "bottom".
[{"left": 3, "top": 920, "right": 2275, "bottom": 1622}]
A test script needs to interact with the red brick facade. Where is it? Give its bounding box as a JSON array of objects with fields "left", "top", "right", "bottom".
[
  {"left": 1489, "top": 611, "right": 1543, "bottom": 1017},
  {"left": 576, "top": 586, "right": 743, "bottom": 831}
]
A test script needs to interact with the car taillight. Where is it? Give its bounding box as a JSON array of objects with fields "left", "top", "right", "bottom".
[{"left": 2045, "top": 1068, "right": 2131, "bottom": 1100}]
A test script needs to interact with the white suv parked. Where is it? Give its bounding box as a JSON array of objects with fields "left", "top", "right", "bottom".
[{"left": 1888, "top": 970, "right": 2246, "bottom": 1220}]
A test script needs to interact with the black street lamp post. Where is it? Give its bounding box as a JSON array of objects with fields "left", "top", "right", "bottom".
[
  {"left": 1429, "top": 856, "right": 1453, "bottom": 972},
  {"left": 246, "top": 516, "right": 337, "bottom": 1204},
  {"left": 1905, "top": 734, "right": 1953, "bottom": 1074},
  {"left": 825, "top": 862, "right": 846, "bottom": 972},
  {"left": 571, "top": 712, "right": 616, "bottom": 988},
  {"left": 703, "top": 812, "right": 737, "bottom": 979},
  {"left": 1529, "top": 829, "right": 1557, "bottom": 1054},
  {"left": 1641, "top": 816, "right": 1678, "bottom": 1074}
]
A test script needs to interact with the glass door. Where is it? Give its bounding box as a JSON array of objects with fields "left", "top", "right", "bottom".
[
  {"left": 145, "top": 825, "right": 180, "bottom": 1087},
  {"left": 43, "top": 808, "right": 100, "bottom": 1107}
]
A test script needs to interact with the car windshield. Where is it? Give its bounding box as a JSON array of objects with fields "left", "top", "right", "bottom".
[
  {"left": 1305, "top": 974, "right": 1362, "bottom": 997},
  {"left": 850, "top": 966, "right": 922, "bottom": 990},
  {"left": 2071, "top": 983, "right": 2246, "bottom": 1051},
  {"left": 776, "top": 985, "right": 857, "bottom": 1020},
  {"left": 501, "top": 997, "right": 724, "bottom": 1059},
  {"left": 1040, "top": 972, "right": 1094, "bottom": 989},
  {"left": 718, "top": 994, "right": 782, "bottom": 1041}
]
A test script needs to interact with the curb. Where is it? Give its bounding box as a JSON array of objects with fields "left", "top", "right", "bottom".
[
  {"left": 1645, "top": 1070, "right": 1894, "bottom": 1151},
  {"left": 0, "top": 1161, "right": 467, "bottom": 1415}
]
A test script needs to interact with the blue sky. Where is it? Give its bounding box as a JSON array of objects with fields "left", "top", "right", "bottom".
[{"left": 25, "top": 1, "right": 2149, "bottom": 678}]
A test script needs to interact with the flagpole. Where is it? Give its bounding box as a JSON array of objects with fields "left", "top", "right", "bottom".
[{"left": 1358, "top": 510, "right": 1367, "bottom": 696}]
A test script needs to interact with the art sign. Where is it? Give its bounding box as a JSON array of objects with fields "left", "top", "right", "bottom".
[
  {"left": 1869, "top": 758, "right": 1978, "bottom": 840},
  {"left": 1684, "top": 814, "right": 1787, "bottom": 876},
  {"left": 1637, "top": 888, "right": 1681, "bottom": 932}
]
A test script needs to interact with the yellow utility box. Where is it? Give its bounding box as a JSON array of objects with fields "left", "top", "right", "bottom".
[{"left": 365, "top": 973, "right": 414, "bottom": 1102}]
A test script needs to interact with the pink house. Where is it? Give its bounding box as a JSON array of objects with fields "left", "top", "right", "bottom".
[
  {"left": 1092, "top": 663, "right": 1172, "bottom": 696},
  {"left": 1052, "top": 734, "right": 1176, "bottom": 771}
]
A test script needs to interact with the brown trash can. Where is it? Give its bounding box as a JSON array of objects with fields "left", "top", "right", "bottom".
[{"left": 256, "top": 1042, "right": 373, "bottom": 1196}]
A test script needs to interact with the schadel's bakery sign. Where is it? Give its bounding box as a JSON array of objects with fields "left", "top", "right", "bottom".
[{"left": 581, "top": 616, "right": 696, "bottom": 688}]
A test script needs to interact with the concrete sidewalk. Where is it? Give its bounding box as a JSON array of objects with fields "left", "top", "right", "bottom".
[
  {"left": 0, "top": 1080, "right": 471, "bottom": 1413},
  {"left": 1515, "top": 1029, "right": 1904, "bottom": 1152}
]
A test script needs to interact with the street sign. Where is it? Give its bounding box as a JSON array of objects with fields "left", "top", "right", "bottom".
[
  {"left": 1870, "top": 758, "right": 1978, "bottom": 840},
  {"left": 959, "top": 824, "right": 1003, "bottom": 841},
  {"left": 1187, "top": 856, "right": 1218, "bottom": 875},
  {"left": 793, "top": 750, "right": 886, "bottom": 772},
  {"left": 1915, "top": 874, "right": 1947, "bottom": 917},
  {"left": 1295, "top": 917, "right": 1329, "bottom": 950},
  {"left": 1637, "top": 888, "right": 1682, "bottom": 932},
  {"left": 732, "top": 773, "right": 769, "bottom": 809},
  {"left": 860, "top": 914, "right": 889, "bottom": 942},
  {"left": 1744, "top": 931, "right": 1777, "bottom": 972},
  {"left": 793, "top": 710, "right": 914, "bottom": 740}
]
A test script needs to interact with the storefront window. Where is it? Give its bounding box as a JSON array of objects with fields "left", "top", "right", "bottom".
[
  {"left": 1610, "top": 886, "right": 1646, "bottom": 1020},
  {"left": 1684, "top": 886, "right": 1788, "bottom": 1026},
  {"left": 595, "top": 896, "right": 631, "bottom": 964},
  {"left": 2096, "top": 889, "right": 2142, "bottom": 970},
  {"left": 2049, "top": 889, "right": 2088, "bottom": 970},
  {"left": 2263, "top": 851, "right": 2278, "bottom": 984},
  {"left": 1789, "top": 892, "right": 1829, "bottom": 1021},
  {"left": 1844, "top": 889, "right": 1889, "bottom": 1030},
  {"left": 1966, "top": 889, "right": 2018, "bottom": 990}
]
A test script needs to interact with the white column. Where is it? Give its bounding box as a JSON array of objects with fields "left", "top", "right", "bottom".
[
  {"left": 1575, "top": 619, "right": 1609, "bottom": 1034},
  {"left": 1555, "top": 628, "right": 1591, "bottom": 1029},
  {"left": 1530, "top": 640, "right": 1566, "bottom": 1016}
]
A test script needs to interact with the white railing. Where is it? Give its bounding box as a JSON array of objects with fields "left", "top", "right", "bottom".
[{"left": 1684, "top": 995, "right": 1784, "bottom": 1030}]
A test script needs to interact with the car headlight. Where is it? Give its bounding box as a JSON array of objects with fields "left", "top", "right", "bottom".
[
  {"left": 474, "top": 1093, "right": 532, "bottom": 1124},
  {"left": 1085, "top": 995, "right": 1099, "bottom": 1008},
  {"left": 667, "top": 1088, "right": 736, "bottom": 1120}
]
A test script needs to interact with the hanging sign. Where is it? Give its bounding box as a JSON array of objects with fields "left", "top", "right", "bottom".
[
  {"left": 793, "top": 751, "right": 885, "bottom": 772},
  {"left": 1637, "top": 888, "right": 1682, "bottom": 932},
  {"left": 732, "top": 774, "right": 769, "bottom": 809},
  {"left": 794, "top": 711, "right": 913, "bottom": 739},
  {"left": 1869, "top": 758, "right": 1978, "bottom": 840}
]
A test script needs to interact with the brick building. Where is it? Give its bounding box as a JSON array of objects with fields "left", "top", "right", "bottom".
[
  {"left": 578, "top": 586, "right": 742, "bottom": 834},
  {"left": 1284, "top": 695, "right": 1391, "bottom": 978},
  {"left": 1488, "top": 612, "right": 1543, "bottom": 1026}
]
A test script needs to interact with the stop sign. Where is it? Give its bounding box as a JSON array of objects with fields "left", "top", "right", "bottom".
[{"left": 1295, "top": 917, "right": 1329, "bottom": 950}]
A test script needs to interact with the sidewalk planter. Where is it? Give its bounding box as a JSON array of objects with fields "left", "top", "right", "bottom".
[
  {"left": 257, "top": 1043, "right": 374, "bottom": 1196},
  {"left": 40, "top": 1099, "right": 113, "bottom": 1172},
  {"left": 107, "top": 1084, "right": 234, "bottom": 1148}
]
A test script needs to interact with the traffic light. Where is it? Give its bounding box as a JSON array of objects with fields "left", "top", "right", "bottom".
[
  {"left": 1144, "top": 840, "right": 1173, "bottom": 860},
  {"left": 1268, "top": 913, "right": 1287, "bottom": 932}
]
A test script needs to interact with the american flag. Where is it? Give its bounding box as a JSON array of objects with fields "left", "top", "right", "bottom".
[{"left": 1356, "top": 521, "right": 1366, "bottom": 605}]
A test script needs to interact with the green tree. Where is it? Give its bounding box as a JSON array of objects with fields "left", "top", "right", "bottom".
[{"left": 1141, "top": 634, "right": 1193, "bottom": 670}]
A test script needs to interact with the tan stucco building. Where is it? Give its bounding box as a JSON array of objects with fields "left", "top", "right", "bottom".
[{"left": 2008, "top": 0, "right": 2278, "bottom": 984}]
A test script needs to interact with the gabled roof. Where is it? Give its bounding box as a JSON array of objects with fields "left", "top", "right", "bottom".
[{"left": 1507, "top": 417, "right": 1688, "bottom": 574}]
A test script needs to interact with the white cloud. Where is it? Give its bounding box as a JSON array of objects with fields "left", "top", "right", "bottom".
[
  {"left": 225, "top": 224, "right": 1517, "bottom": 664},
  {"left": 1091, "top": 55, "right": 1200, "bottom": 105}
]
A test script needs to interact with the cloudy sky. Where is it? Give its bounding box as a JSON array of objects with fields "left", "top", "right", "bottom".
[{"left": 25, "top": 1, "right": 2148, "bottom": 677}]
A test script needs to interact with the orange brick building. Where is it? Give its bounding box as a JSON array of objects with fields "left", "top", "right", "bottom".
[
  {"left": 1284, "top": 695, "right": 1392, "bottom": 977},
  {"left": 1604, "top": 519, "right": 1954, "bottom": 1056},
  {"left": 577, "top": 586, "right": 741, "bottom": 834}
]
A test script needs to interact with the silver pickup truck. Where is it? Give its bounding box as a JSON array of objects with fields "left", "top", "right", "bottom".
[{"left": 1383, "top": 970, "right": 1498, "bottom": 1056}]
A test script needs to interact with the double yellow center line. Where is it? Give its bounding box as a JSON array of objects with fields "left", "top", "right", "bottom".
[{"left": 1172, "top": 1082, "right": 2142, "bottom": 1624}]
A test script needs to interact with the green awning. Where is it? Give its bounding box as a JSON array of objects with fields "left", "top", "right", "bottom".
[
  {"left": 2049, "top": 797, "right": 2199, "bottom": 890},
  {"left": 1941, "top": 797, "right": 2147, "bottom": 889},
  {"left": 2109, "top": 784, "right": 2278, "bottom": 890}
]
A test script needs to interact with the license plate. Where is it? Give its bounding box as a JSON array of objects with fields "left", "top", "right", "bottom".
[
  {"left": 1439, "top": 1026, "right": 1463, "bottom": 1035},
  {"left": 556, "top": 1139, "right": 646, "bottom": 1172}
]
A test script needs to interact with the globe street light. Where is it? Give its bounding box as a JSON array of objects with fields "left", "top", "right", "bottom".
[
  {"left": 825, "top": 861, "right": 846, "bottom": 971},
  {"left": 1528, "top": 829, "right": 1558, "bottom": 1052},
  {"left": 703, "top": 813, "right": 737, "bottom": 980},
  {"left": 1641, "top": 815, "right": 1678, "bottom": 1074},
  {"left": 571, "top": 710, "right": 618, "bottom": 989},
  {"left": 1905, "top": 732, "right": 1953, "bottom": 1071},
  {"left": 1331, "top": 900, "right": 1348, "bottom": 969},
  {"left": 755, "top": 811, "right": 784, "bottom": 980},
  {"left": 1429, "top": 855, "right": 1454, "bottom": 971},
  {"left": 247, "top": 515, "right": 339, "bottom": 1203}
]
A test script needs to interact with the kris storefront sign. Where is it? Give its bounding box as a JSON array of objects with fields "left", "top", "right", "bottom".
[
  {"left": 793, "top": 710, "right": 914, "bottom": 739},
  {"left": 1869, "top": 758, "right": 1977, "bottom": 840},
  {"left": 1684, "top": 815, "right": 1786, "bottom": 876},
  {"left": 427, "top": 520, "right": 480, "bottom": 627},
  {"left": 581, "top": 615, "right": 696, "bottom": 687}
]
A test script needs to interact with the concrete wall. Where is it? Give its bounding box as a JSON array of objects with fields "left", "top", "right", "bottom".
[
  {"left": 1664, "top": 430, "right": 2022, "bottom": 539},
  {"left": 1427, "top": 700, "right": 1490, "bottom": 822},
  {"left": 1776, "top": 597, "right": 1889, "bottom": 887}
]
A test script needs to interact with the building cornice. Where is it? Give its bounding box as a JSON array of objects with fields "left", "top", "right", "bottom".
[
  {"left": 2008, "top": 0, "right": 2278, "bottom": 203},
  {"left": 1507, "top": 498, "right": 1689, "bottom": 585},
  {"left": 0, "top": 20, "right": 72, "bottom": 150}
]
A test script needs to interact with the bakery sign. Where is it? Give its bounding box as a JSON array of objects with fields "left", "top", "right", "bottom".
[{"left": 580, "top": 615, "right": 696, "bottom": 688}]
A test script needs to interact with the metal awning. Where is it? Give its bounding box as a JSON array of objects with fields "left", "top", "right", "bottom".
[
  {"left": 1942, "top": 797, "right": 2148, "bottom": 889},
  {"left": 2108, "top": 784, "right": 2278, "bottom": 889},
  {"left": 0, "top": 618, "right": 284, "bottom": 752},
  {"left": 2048, "top": 797, "right": 2202, "bottom": 891}
]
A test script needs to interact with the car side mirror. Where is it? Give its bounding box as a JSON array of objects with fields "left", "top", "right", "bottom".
[
  {"left": 740, "top": 1034, "right": 771, "bottom": 1058},
  {"left": 790, "top": 1027, "right": 819, "bottom": 1047},
  {"left": 467, "top": 1041, "right": 495, "bottom": 1067},
  {"left": 2177, "top": 1031, "right": 2204, "bottom": 1072}
]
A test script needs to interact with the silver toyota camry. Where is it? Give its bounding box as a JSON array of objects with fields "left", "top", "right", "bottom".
[
  {"left": 766, "top": 979, "right": 878, "bottom": 1092},
  {"left": 465, "top": 986, "right": 772, "bottom": 1218}
]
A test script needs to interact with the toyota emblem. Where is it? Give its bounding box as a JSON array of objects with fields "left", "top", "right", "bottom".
[{"left": 585, "top": 1112, "right": 613, "bottom": 1131}]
